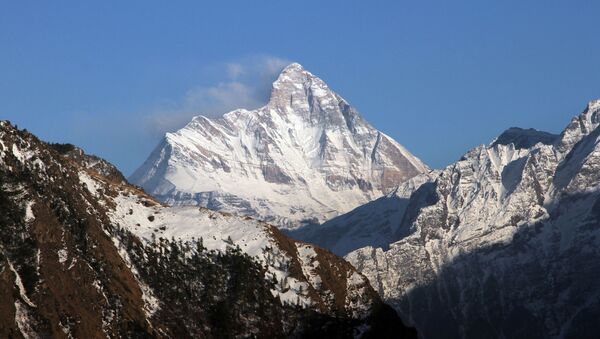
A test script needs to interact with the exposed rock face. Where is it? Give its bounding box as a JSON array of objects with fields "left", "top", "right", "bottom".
[
  {"left": 308, "top": 100, "right": 600, "bottom": 338},
  {"left": 130, "top": 63, "right": 428, "bottom": 229},
  {"left": 0, "top": 121, "right": 415, "bottom": 338}
]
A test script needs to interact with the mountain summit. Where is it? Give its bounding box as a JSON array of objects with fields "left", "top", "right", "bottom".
[{"left": 130, "top": 63, "right": 428, "bottom": 229}]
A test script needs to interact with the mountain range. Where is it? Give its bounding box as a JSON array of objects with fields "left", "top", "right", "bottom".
[
  {"left": 311, "top": 100, "right": 600, "bottom": 338},
  {"left": 131, "top": 64, "right": 600, "bottom": 338},
  {"left": 3, "top": 61, "right": 600, "bottom": 339},
  {"left": 0, "top": 121, "right": 414, "bottom": 337}
]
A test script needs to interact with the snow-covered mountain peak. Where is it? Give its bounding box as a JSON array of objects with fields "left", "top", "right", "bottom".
[
  {"left": 277, "top": 62, "right": 306, "bottom": 77},
  {"left": 586, "top": 98, "right": 600, "bottom": 112},
  {"left": 273, "top": 62, "right": 312, "bottom": 85},
  {"left": 491, "top": 127, "right": 558, "bottom": 149},
  {"left": 131, "top": 64, "right": 428, "bottom": 229},
  {"left": 267, "top": 62, "right": 345, "bottom": 124},
  {"left": 573, "top": 98, "right": 600, "bottom": 132},
  {"left": 271, "top": 62, "right": 316, "bottom": 92},
  {"left": 557, "top": 98, "right": 600, "bottom": 153}
]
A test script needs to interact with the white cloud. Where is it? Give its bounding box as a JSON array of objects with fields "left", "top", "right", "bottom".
[
  {"left": 226, "top": 63, "right": 245, "bottom": 79},
  {"left": 261, "top": 56, "right": 291, "bottom": 79},
  {"left": 146, "top": 81, "right": 262, "bottom": 135},
  {"left": 145, "top": 55, "right": 292, "bottom": 136}
]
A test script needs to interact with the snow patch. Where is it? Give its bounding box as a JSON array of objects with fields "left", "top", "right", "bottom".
[
  {"left": 14, "top": 301, "right": 39, "bottom": 339},
  {"left": 78, "top": 171, "right": 101, "bottom": 196},
  {"left": 57, "top": 249, "right": 68, "bottom": 265},
  {"left": 7, "top": 259, "right": 36, "bottom": 308},
  {"left": 12, "top": 143, "right": 25, "bottom": 163},
  {"left": 110, "top": 232, "right": 160, "bottom": 318},
  {"left": 24, "top": 201, "right": 35, "bottom": 223},
  {"left": 296, "top": 244, "right": 322, "bottom": 288}
]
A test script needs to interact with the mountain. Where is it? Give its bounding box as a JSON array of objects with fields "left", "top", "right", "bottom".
[
  {"left": 49, "top": 142, "right": 127, "bottom": 183},
  {"left": 130, "top": 63, "right": 428, "bottom": 229},
  {"left": 0, "top": 121, "right": 416, "bottom": 338},
  {"left": 289, "top": 172, "right": 434, "bottom": 256},
  {"left": 307, "top": 100, "right": 600, "bottom": 338}
]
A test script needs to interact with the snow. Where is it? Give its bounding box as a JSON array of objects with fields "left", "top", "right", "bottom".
[
  {"left": 111, "top": 190, "right": 310, "bottom": 305},
  {"left": 106, "top": 188, "right": 318, "bottom": 308},
  {"left": 0, "top": 139, "right": 6, "bottom": 161},
  {"left": 12, "top": 143, "right": 25, "bottom": 162},
  {"left": 588, "top": 99, "right": 600, "bottom": 112},
  {"left": 10, "top": 142, "right": 36, "bottom": 165},
  {"left": 24, "top": 201, "right": 35, "bottom": 223},
  {"left": 336, "top": 98, "right": 600, "bottom": 338},
  {"left": 57, "top": 249, "right": 68, "bottom": 265},
  {"left": 78, "top": 171, "right": 100, "bottom": 196},
  {"left": 110, "top": 192, "right": 271, "bottom": 256},
  {"left": 14, "top": 301, "right": 39, "bottom": 339},
  {"left": 58, "top": 320, "right": 72, "bottom": 337},
  {"left": 7, "top": 259, "right": 36, "bottom": 308},
  {"left": 345, "top": 270, "right": 371, "bottom": 318},
  {"left": 67, "top": 257, "right": 77, "bottom": 270},
  {"left": 296, "top": 244, "right": 322, "bottom": 288},
  {"left": 109, "top": 229, "right": 160, "bottom": 318},
  {"left": 96, "top": 176, "right": 367, "bottom": 312}
]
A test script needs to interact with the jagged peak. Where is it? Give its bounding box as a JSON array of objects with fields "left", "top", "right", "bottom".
[
  {"left": 581, "top": 98, "right": 600, "bottom": 129},
  {"left": 586, "top": 98, "right": 600, "bottom": 113},
  {"left": 0, "top": 120, "right": 20, "bottom": 133},
  {"left": 491, "top": 127, "right": 558, "bottom": 149},
  {"left": 281, "top": 62, "right": 305, "bottom": 73},
  {"left": 272, "top": 62, "right": 319, "bottom": 88},
  {"left": 573, "top": 98, "right": 600, "bottom": 125},
  {"left": 555, "top": 98, "right": 600, "bottom": 153},
  {"left": 269, "top": 63, "right": 342, "bottom": 116}
]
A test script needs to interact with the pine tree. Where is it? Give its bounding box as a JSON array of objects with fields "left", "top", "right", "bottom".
[{"left": 196, "top": 237, "right": 205, "bottom": 253}]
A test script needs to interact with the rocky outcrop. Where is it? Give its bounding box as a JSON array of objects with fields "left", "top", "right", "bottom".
[{"left": 49, "top": 142, "right": 127, "bottom": 182}]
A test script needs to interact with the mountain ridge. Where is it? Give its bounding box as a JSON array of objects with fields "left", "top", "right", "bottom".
[
  {"left": 306, "top": 99, "right": 600, "bottom": 338},
  {"left": 0, "top": 120, "right": 416, "bottom": 338}
]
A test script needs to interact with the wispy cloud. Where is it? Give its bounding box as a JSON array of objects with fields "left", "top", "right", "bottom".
[
  {"left": 226, "top": 63, "right": 245, "bottom": 79},
  {"left": 63, "top": 55, "right": 292, "bottom": 176},
  {"left": 145, "top": 55, "right": 291, "bottom": 136}
]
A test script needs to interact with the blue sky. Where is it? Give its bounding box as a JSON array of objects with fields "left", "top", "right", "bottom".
[{"left": 1, "top": 1, "right": 599, "bottom": 175}]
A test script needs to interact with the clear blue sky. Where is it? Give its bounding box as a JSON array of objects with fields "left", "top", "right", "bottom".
[{"left": 2, "top": 1, "right": 599, "bottom": 175}]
